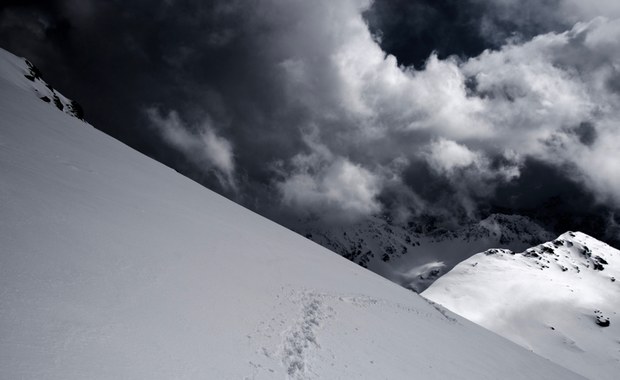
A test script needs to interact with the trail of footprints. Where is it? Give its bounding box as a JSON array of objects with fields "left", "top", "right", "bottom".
[
  {"left": 281, "top": 293, "right": 331, "bottom": 379},
  {"left": 248, "top": 288, "right": 454, "bottom": 379}
]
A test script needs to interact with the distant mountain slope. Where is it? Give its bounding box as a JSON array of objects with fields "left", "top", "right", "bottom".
[
  {"left": 301, "top": 213, "right": 553, "bottom": 292},
  {"left": 423, "top": 232, "right": 620, "bottom": 380},
  {"left": 0, "top": 47, "right": 584, "bottom": 379}
]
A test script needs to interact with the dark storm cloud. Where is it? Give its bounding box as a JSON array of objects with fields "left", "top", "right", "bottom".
[
  {"left": 364, "top": 0, "right": 570, "bottom": 68},
  {"left": 0, "top": 0, "right": 306, "bottom": 194},
  {"left": 490, "top": 158, "right": 617, "bottom": 240},
  {"left": 572, "top": 122, "right": 598, "bottom": 147},
  {"left": 363, "top": 0, "right": 489, "bottom": 68},
  {"left": 2, "top": 0, "right": 620, "bottom": 243}
]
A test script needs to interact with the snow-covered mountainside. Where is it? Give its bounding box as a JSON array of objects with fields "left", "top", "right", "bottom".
[
  {"left": 301, "top": 213, "right": 553, "bottom": 292},
  {"left": 0, "top": 47, "right": 584, "bottom": 379},
  {"left": 423, "top": 232, "right": 620, "bottom": 380}
]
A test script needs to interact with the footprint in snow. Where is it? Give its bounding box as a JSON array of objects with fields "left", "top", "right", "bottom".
[{"left": 281, "top": 292, "right": 333, "bottom": 379}]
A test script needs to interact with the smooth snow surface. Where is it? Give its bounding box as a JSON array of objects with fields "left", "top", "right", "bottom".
[
  {"left": 424, "top": 232, "right": 620, "bottom": 380},
  {"left": 0, "top": 48, "right": 583, "bottom": 379}
]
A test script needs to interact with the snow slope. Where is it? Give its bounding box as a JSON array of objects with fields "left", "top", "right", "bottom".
[
  {"left": 301, "top": 213, "right": 553, "bottom": 292},
  {"left": 0, "top": 47, "right": 583, "bottom": 379},
  {"left": 423, "top": 232, "right": 620, "bottom": 380}
]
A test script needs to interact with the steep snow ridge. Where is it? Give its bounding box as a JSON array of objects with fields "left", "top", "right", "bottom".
[
  {"left": 0, "top": 49, "right": 83, "bottom": 119},
  {"left": 0, "top": 47, "right": 584, "bottom": 379},
  {"left": 302, "top": 213, "right": 553, "bottom": 292},
  {"left": 423, "top": 231, "right": 620, "bottom": 380}
]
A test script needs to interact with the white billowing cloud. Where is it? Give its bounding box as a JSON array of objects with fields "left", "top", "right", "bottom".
[
  {"left": 276, "top": 1, "right": 488, "bottom": 141},
  {"left": 334, "top": 12, "right": 620, "bottom": 210},
  {"left": 472, "top": 0, "right": 620, "bottom": 39},
  {"left": 276, "top": 132, "right": 381, "bottom": 221},
  {"left": 268, "top": 1, "right": 620, "bottom": 217},
  {"left": 456, "top": 18, "right": 620, "bottom": 206},
  {"left": 146, "top": 108, "right": 237, "bottom": 191},
  {"left": 279, "top": 159, "right": 381, "bottom": 218},
  {"left": 426, "top": 139, "right": 481, "bottom": 175},
  {"left": 460, "top": 34, "right": 594, "bottom": 156},
  {"left": 136, "top": 0, "right": 620, "bottom": 220},
  {"left": 423, "top": 138, "right": 520, "bottom": 216},
  {"left": 406, "top": 56, "right": 491, "bottom": 139},
  {"left": 556, "top": 119, "right": 620, "bottom": 207}
]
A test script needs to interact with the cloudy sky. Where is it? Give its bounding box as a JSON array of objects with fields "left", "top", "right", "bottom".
[{"left": 2, "top": 0, "right": 620, "bottom": 241}]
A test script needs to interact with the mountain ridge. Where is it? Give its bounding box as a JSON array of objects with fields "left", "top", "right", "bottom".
[
  {"left": 299, "top": 213, "right": 554, "bottom": 291},
  {"left": 423, "top": 231, "right": 620, "bottom": 380}
]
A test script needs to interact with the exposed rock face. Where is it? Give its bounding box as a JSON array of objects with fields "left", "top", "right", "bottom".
[{"left": 23, "top": 59, "right": 84, "bottom": 120}]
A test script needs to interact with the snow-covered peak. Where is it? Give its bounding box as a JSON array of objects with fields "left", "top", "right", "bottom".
[
  {"left": 423, "top": 231, "right": 620, "bottom": 380},
  {"left": 515, "top": 231, "right": 615, "bottom": 273}
]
